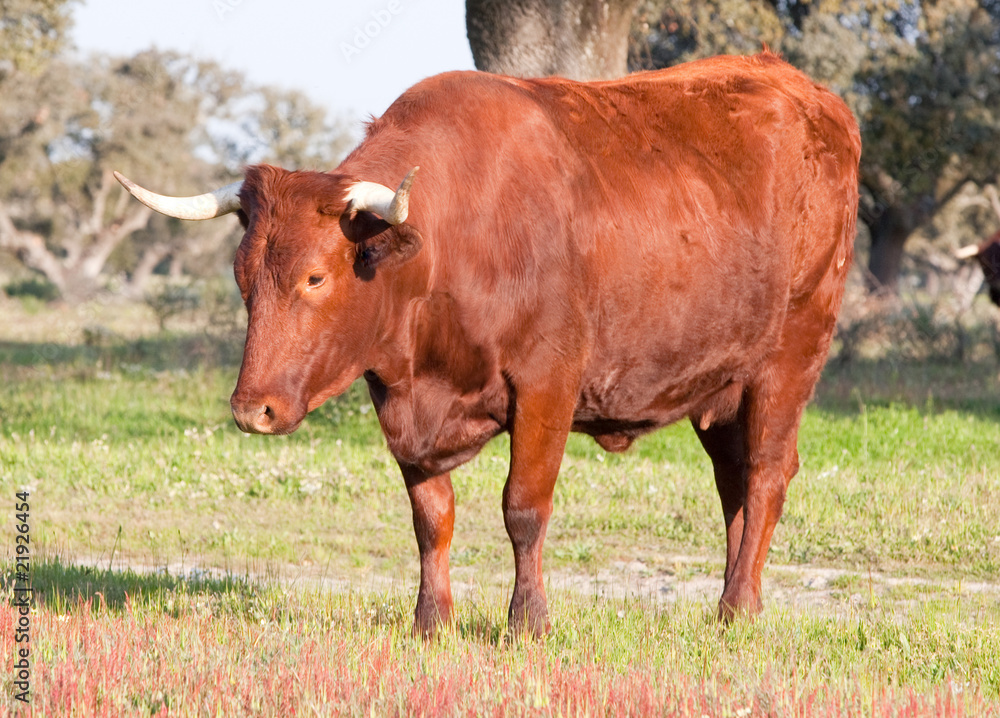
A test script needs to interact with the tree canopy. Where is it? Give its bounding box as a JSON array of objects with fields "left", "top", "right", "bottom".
[
  {"left": 0, "top": 0, "right": 76, "bottom": 76},
  {"left": 0, "top": 33, "right": 353, "bottom": 300}
]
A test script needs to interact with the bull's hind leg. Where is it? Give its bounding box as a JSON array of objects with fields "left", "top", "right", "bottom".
[
  {"left": 693, "top": 408, "right": 748, "bottom": 594},
  {"left": 714, "top": 391, "right": 800, "bottom": 620},
  {"left": 401, "top": 465, "right": 455, "bottom": 637},
  {"left": 711, "top": 276, "right": 845, "bottom": 620},
  {"left": 695, "top": 384, "right": 807, "bottom": 621}
]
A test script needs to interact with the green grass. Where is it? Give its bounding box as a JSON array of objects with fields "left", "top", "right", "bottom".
[
  {"left": 2, "top": 355, "right": 998, "bottom": 584},
  {"left": 2, "top": 300, "right": 1000, "bottom": 714}
]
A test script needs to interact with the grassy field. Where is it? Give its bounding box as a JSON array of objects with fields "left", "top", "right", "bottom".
[{"left": 2, "top": 298, "right": 1000, "bottom": 715}]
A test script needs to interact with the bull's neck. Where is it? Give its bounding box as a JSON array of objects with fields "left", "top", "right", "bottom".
[
  {"left": 362, "top": 244, "right": 434, "bottom": 380},
  {"left": 336, "top": 152, "right": 438, "bottom": 377}
]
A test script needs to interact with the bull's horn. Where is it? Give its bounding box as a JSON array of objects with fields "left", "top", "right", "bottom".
[
  {"left": 344, "top": 166, "right": 419, "bottom": 225},
  {"left": 113, "top": 171, "right": 243, "bottom": 220},
  {"left": 955, "top": 244, "right": 982, "bottom": 259}
]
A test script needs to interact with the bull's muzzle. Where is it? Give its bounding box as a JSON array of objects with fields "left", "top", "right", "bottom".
[
  {"left": 230, "top": 398, "right": 276, "bottom": 434},
  {"left": 230, "top": 392, "right": 304, "bottom": 435},
  {"left": 230, "top": 391, "right": 306, "bottom": 434}
]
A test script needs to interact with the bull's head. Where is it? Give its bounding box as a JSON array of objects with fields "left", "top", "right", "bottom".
[{"left": 114, "top": 166, "right": 421, "bottom": 434}]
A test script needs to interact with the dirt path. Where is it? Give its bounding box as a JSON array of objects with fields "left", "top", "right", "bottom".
[
  {"left": 71, "top": 553, "right": 1000, "bottom": 620},
  {"left": 547, "top": 559, "right": 1000, "bottom": 618}
]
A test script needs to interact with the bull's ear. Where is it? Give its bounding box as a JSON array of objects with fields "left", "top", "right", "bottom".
[{"left": 340, "top": 211, "right": 423, "bottom": 272}]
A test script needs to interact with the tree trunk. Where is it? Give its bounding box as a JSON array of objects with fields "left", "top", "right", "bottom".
[
  {"left": 0, "top": 188, "right": 159, "bottom": 301},
  {"left": 865, "top": 204, "right": 912, "bottom": 294},
  {"left": 12, "top": 234, "right": 68, "bottom": 295},
  {"left": 124, "top": 243, "right": 172, "bottom": 298},
  {"left": 466, "top": 0, "right": 639, "bottom": 80},
  {"left": 0, "top": 202, "right": 68, "bottom": 294}
]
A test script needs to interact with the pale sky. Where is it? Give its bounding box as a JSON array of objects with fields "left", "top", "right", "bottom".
[{"left": 72, "top": 0, "right": 476, "bottom": 128}]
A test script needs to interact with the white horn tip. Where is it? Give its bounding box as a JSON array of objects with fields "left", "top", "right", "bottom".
[
  {"left": 955, "top": 244, "right": 982, "bottom": 259},
  {"left": 388, "top": 166, "right": 419, "bottom": 224},
  {"left": 114, "top": 170, "right": 136, "bottom": 191}
]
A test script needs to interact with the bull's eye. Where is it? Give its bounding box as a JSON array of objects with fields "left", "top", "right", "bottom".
[{"left": 306, "top": 274, "right": 325, "bottom": 289}]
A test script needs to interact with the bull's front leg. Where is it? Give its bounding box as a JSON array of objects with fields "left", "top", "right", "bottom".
[
  {"left": 503, "top": 387, "right": 575, "bottom": 638},
  {"left": 400, "top": 465, "right": 455, "bottom": 637}
]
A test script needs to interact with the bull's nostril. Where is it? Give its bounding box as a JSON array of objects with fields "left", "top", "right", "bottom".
[
  {"left": 230, "top": 395, "right": 298, "bottom": 435},
  {"left": 231, "top": 399, "right": 278, "bottom": 434},
  {"left": 254, "top": 405, "right": 273, "bottom": 431}
]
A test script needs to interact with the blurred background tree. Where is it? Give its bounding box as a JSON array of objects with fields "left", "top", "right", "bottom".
[
  {"left": 0, "top": 1, "right": 353, "bottom": 302},
  {"left": 0, "top": 0, "right": 75, "bottom": 75}
]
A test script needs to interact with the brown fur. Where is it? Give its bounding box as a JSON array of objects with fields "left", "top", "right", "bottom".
[{"left": 227, "top": 52, "right": 861, "bottom": 636}]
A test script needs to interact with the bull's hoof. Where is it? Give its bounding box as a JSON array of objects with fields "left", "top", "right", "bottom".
[
  {"left": 507, "top": 594, "right": 550, "bottom": 639},
  {"left": 507, "top": 614, "right": 551, "bottom": 640},
  {"left": 412, "top": 616, "right": 443, "bottom": 639},
  {"left": 412, "top": 596, "right": 453, "bottom": 639},
  {"left": 717, "top": 590, "right": 763, "bottom": 624}
]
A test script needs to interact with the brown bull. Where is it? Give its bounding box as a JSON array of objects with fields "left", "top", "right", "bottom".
[{"left": 116, "top": 52, "right": 861, "bottom": 637}]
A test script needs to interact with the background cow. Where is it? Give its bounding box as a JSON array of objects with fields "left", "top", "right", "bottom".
[
  {"left": 116, "top": 52, "right": 861, "bottom": 637},
  {"left": 956, "top": 230, "right": 1000, "bottom": 306}
]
